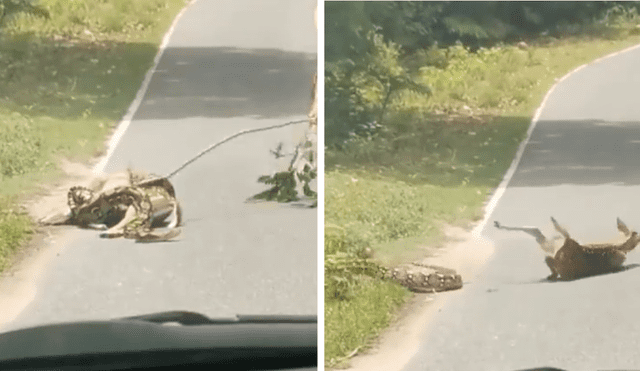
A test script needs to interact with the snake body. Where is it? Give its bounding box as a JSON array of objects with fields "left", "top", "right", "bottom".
[
  {"left": 386, "top": 262, "right": 463, "bottom": 293},
  {"left": 42, "top": 171, "right": 181, "bottom": 242}
]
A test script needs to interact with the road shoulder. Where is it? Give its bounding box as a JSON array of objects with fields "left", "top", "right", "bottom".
[{"left": 341, "top": 225, "right": 495, "bottom": 371}]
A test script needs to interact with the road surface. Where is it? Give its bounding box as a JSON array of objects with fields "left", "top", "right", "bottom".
[
  {"left": 0, "top": 0, "right": 317, "bottom": 332},
  {"left": 402, "top": 45, "right": 640, "bottom": 370}
]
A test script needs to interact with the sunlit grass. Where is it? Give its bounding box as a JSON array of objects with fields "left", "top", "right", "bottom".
[
  {"left": 325, "top": 171, "right": 490, "bottom": 266},
  {"left": 399, "top": 33, "right": 640, "bottom": 116}
]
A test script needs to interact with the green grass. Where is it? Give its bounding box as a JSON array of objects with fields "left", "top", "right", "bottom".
[
  {"left": 0, "top": 196, "right": 33, "bottom": 272},
  {"left": 398, "top": 33, "right": 640, "bottom": 117},
  {"left": 0, "top": 0, "right": 189, "bottom": 271},
  {"left": 325, "top": 28, "right": 640, "bottom": 368},
  {"left": 325, "top": 171, "right": 493, "bottom": 267},
  {"left": 325, "top": 278, "right": 411, "bottom": 369}
]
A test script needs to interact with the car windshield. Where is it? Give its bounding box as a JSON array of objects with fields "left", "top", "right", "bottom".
[{"left": 0, "top": 0, "right": 317, "bottom": 350}]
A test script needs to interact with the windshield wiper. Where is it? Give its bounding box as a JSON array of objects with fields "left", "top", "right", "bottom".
[{"left": 0, "top": 311, "right": 317, "bottom": 371}]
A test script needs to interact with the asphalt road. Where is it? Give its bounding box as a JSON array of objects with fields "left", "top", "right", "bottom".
[
  {"left": 402, "top": 45, "right": 640, "bottom": 370},
  {"left": 1, "top": 0, "right": 317, "bottom": 332}
]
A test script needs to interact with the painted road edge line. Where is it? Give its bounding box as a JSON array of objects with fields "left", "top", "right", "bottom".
[
  {"left": 93, "top": 0, "right": 199, "bottom": 175},
  {"left": 471, "top": 41, "right": 640, "bottom": 240}
]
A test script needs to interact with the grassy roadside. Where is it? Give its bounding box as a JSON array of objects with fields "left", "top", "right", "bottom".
[
  {"left": 325, "top": 31, "right": 640, "bottom": 367},
  {"left": 0, "top": 0, "right": 189, "bottom": 272}
]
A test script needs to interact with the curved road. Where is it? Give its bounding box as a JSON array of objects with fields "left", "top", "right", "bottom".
[
  {"left": 402, "top": 45, "right": 640, "bottom": 370},
  {"left": 1, "top": 0, "right": 317, "bottom": 332}
]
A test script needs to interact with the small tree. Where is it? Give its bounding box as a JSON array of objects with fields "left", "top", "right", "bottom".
[{"left": 250, "top": 8, "right": 318, "bottom": 207}]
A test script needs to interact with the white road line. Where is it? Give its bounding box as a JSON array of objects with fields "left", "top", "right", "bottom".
[
  {"left": 471, "top": 41, "right": 640, "bottom": 240},
  {"left": 93, "top": 0, "right": 199, "bottom": 175}
]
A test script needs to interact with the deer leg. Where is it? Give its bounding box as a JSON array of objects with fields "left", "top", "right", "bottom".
[
  {"left": 167, "top": 201, "right": 182, "bottom": 229},
  {"left": 618, "top": 231, "right": 640, "bottom": 253},
  {"left": 40, "top": 211, "right": 72, "bottom": 226},
  {"left": 134, "top": 228, "right": 182, "bottom": 243},
  {"left": 85, "top": 223, "right": 108, "bottom": 231},
  {"left": 494, "top": 221, "right": 549, "bottom": 246},
  {"left": 494, "top": 221, "right": 557, "bottom": 255}
]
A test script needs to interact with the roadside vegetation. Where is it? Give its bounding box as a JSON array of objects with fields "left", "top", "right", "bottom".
[
  {"left": 324, "top": 2, "right": 640, "bottom": 367},
  {"left": 0, "top": 0, "right": 189, "bottom": 272}
]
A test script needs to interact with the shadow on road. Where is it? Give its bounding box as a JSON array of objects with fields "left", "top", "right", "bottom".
[
  {"left": 512, "top": 263, "right": 640, "bottom": 286},
  {"left": 327, "top": 116, "right": 640, "bottom": 192},
  {"left": 134, "top": 47, "right": 317, "bottom": 120},
  {"left": 511, "top": 119, "right": 640, "bottom": 187}
]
